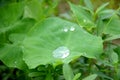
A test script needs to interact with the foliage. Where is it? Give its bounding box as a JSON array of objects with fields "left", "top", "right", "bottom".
[{"left": 0, "top": 0, "right": 120, "bottom": 80}]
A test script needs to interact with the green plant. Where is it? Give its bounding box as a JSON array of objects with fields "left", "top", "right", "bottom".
[{"left": 0, "top": 0, "right": 120, "bottom": 80}]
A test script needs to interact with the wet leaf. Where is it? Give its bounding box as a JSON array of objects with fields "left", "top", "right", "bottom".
[{"left": 21, "top": 17, "right": 103, "bottom": 68}]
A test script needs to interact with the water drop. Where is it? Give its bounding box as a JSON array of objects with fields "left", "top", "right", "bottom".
[
  {"left": 63, "top": 28, "right": 68, "bottom": 32},
  {"left": 70, "top": 27, "right": 75, "bottom": 31},
  {"left": 53, "top": 46, "right": 70, "bottom": 59},
  {"left": 83, "top": 19, "right": 86, "bottom": 22}
]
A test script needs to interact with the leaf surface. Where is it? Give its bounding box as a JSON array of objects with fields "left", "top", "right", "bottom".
[
  {"left": 0, "top": 43, "right": 27, "bottom": 69},
  {"left": 22, "top": 17, "right": 103, "bottom": 68}
]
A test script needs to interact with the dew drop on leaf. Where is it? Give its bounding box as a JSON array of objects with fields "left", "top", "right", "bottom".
[
  {"left": 83, "top": 19, "right": 87, "bottom": 22},
  {"left": 63, "top": 28, "right": 68, "bottom": 32},
  {"left": 70, "top": 27, "right": 75, "bottom": 31},
  {"left": 53, "top": 46, "right": 70, "bottom": 59}
]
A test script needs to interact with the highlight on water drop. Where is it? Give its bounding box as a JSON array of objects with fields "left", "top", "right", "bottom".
[{"left": 53, "top": 46, "right": 70, "bottom": 59}]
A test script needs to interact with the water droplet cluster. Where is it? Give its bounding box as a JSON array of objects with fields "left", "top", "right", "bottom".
[
  {"left": 63, "top": 26, "right": 75, "bottom": 32},
  {"left": 53, "top": 46, "right": 70, "bottom": 59}
]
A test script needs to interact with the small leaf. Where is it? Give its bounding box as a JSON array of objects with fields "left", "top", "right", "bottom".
[
  {"left": 73, "top": 73, "right": 81, "bottom": 80},
  {"left": 96, "top": 72, "right": 113, "bottom": 80},
  {"left": 69, "top": 3, "right": 95, "bottom": 29},
  {"left": 82, "top": 74, "right": 97, "bottom": 80},
  {"left": 23, "top": 0, "right": 44, "bottom": 20},
  {"left": 96, "top": 2, "right": 109, "bottom": 14},
  {"left": 96, "top": 18, "right": 104, "bottom": 36},
  {"left": 98, "top": 9, "right": 115, "bottom": 19},
  {"left": 110, "top": 51, "right": 118, "bottom": 64},
  {"left": 63, "top": 63, "right": 74, "bottom": 80},
  {"left": 104, "top": 35, "right": 120, "bottom": 41},
  {"left": 84, "top": 0, "right": 94, "bottom": 11},
  {"left": 45, "top": 73, "right": 53, "bottom": 80},
  {"left": 28, "top": 72, "right": 43, "bottom": 77},
  {"left": 104, "top": 16, "right": 120, "bottom": 35}
]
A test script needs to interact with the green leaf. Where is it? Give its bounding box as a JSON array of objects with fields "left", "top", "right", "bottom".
[
  {"left": 82, "top": 74, "right": 97, "bottom": 80},
  {"left": 0, "top": 43, "right": 27, "bottom": 70},
  {"left": 96, "top": 18, "right": 104, "bottom": 36},
  {"left": 45, "top": 73, "right": 54, "bottom": 80},
  {"left": 104, "top": 35, "right": 120, "bottom": 41},
  {"left": 0, "top": 18, "right": 35, "bottom": 46},
  {"left": 96, "top": 2, "right": 109, "bottom": 14},
  {"left": 98, "top": 9, "right": 115, "bottom": 19},
  {"left": 115, "top": 46, "right": 120, "bottom": 65},
  {"left": 0, "top": 2, "right": 24, "bottom": 28},
  {"left": 23, "top": 0, "right": 57, "bottom": 21},
  {"left": 73, "top": 73, "right": 81, "bottom": 80},
  {"left": 63, "top": 63, "right": 74, "bottom": 80},
  {"left": 0, "top": 18, "right": 35, "bottom": 33},
  {"left": 110, "top": 50, "right": 118, "bottom": 64},
  {"left": 116, "top": 69, "right": 120, "bottom": 80},
  {"left": 28, "top": 72, "right": 43, "bottom": 77},
  {"left": 84, "top": 0, "right": 94, "bottom": 11},
  {"left": 22, "top": 17, "right": 103, "bottom": 69},
  {"left": 69, "top": 3, "right": 95, "bottom": 29},
  {"left": 23, "top": 0, "right": 44, "bottom": 20},
  {"left": 115, "top": 46, "right": 120, "bottom": 55},
  {"left": 9, "top": 34, "right": 26, "bottom": 43},
  {"left": 104, "top": 16, "right": 120, "bottom": 35},
  {"left": 96, "top": 72, "right": 113, "bottom": 80}
]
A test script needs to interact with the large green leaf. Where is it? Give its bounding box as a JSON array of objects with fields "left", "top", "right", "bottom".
[
  {"left": 22, "top": 17, "right": 103, "bottom": 69},
  {"left": 0, "top": 19, "right": 35, "bottom": 69},
  {"left": 0, "top": 43, "right": 27, "bottom": 70},
  {"left": 0, "top": 2, "right": 24, "bottom": 44},
  {"left": 0, "top": 2, "right": 24, "bottom": 29},
  {"left": 69, "top": 3, "right": 95, "bottom": 29}
]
